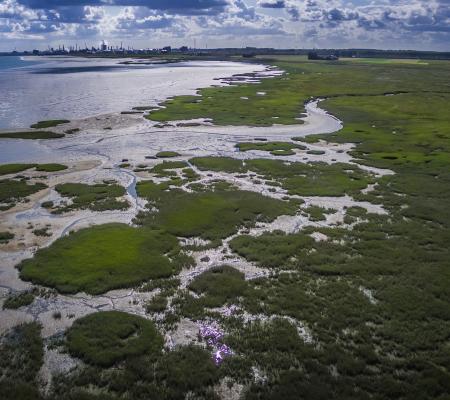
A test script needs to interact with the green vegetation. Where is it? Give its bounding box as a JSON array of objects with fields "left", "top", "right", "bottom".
[
  {"left": 236, "top": 141, "right": 305, "bottom": 152},
  {"left": 155, "top": 151, "right": 181, "bottom": 158},
  {"left": 35, "top": 164, "right": 67, "bottom": 172},
  {"left": 190, "top": 156, "right": 244, "bottom": 173},
  {"left": 52, "top": 344, "right": 219, "bottom": 400},
  {"left": 0, "top": 164, "right": 36, "bottom": 176},
  {"left": 149, "top": 57, "right": 449, "bottom": 127},
  {"left": 189, "top": 265, "right": 248, "bottom": 308},
  {"left": 66, "top": 311, "right": 163, "bottom": 367},
  {"left": 0, "top": 163, "right": 67, "bottom": 176},
  {"left": 145, "top": 294, "right": 168, "bottom": 313},
  {"left": 136, "top": 182, "right": 296, "bottom": 241},
  {"left": 156, "top": 345, "right": 219, "bottom": 398},
  {"left": 230, "top": 231, "right": 314, "bottom": 269},
  {"left": 246, "top": 159, "right": 373, "bottom": 196},
  {"left": 0, "top": 231, "right": 14, "bottom": 243},
  {"left": 54, "top": 182, "right": 129, "bottom": 213},
  {"left": 4, "top": 57, "right": 450, "bottom": 400},
  {"left": 306, "top": 149, "right": 326, "bottom": 155},
  {"left": 19, "top": 223, "right": 189, "bottom": 294},
  {"left": 303, "top": 205, "right": 336, "bottom": 221},
  {"left": 0, "top": 178, "right": 47, "bottom": 210},
  {"left": 32, "top": 227, "right": 51, "bottom": 237},
  {"left": 191, "top": 157, "right": 373, "bottom": 196},
  {"left": 150, "top": 161, "right": 187, "bottom": 177},
  {"left": 41, "top": 201, "right": 53, "bottom": 209},
  {"left": 0, "top": 131, "right": 64, "bottom": 139},
  {"left": 3, "top": 291, "right": 35, "bottom": 309},
  {"left": 30, "top": 119, "right": 70, "bottom": 129},
  {"left": 270, "top": 149, "right": 296, "bottom": 156},
  {"left": 0, "top": 322, "right": 43, "bottom": 400}
]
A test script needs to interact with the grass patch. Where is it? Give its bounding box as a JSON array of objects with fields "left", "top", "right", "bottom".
[
  {"left": 0, "top": 131, "right": 64, "bottom": 139},
  {"left": 191, "top": 157, "right": 373, "bottom": 197},
  {"left": 0, "top": 164, "right": 36, "bottom": 176},
  {"left": 156, "top": 151, "right": 181, "bottom": 158},
  {"left": 0, "top": 322, "right": 43, "bottom": 399},
  {"left": 0, "top": 231, "right": 14, "bottom": 243},
  {"left": 136, "top": 183, "right": 297, "bottom": 241},
  {"left": 246, "top": 159, "right": 373, "bottom": 196},
  {"left": 0, "top": 163, "right": 67, "bottom": 176},
  {"left": 230, "top": 231, "right": 315, "bottom": 269},
  {"left": 271, "top": 149, "right": 296, "bottom": 156},
  {"left": 30, "top": 119, "right": 70, "bottom": 129},
  {"left": 32, "top": 227, "right": 51, "bottom": 237},
  {"left": 19, "top": 223, "right": 189, "bottom": 294},
  {"left": 236, "top": 142, "right": 305, "bottom": 152},
  {"left": 303, "top": 205, "right": 336, "bottom": 221},
  {"left": 190, "top": 156, "right": 245, "bottom": 174},
  {"left": 35, "top": 163, "right": 67, "bottom": 172},
  {"left": 54, "top": 182, "right": 129, "bottom": 213},
  {"left": 0, "top": 178, "right": 47, "bottom": 210},
  {"left": 3, "top": 291, "right": 35, "bottom": 309},
  {"left": 188, "top": 265, "right": 248, "bottom": 308},
  {"left": 307, "top": 149, "right": 326, "bottom": 155},
  {"left": 66, "top": 311, "right": 163, "bottom": 367},
  {"left": 145, "top": 294, "right": 168, "bottom": 313}
]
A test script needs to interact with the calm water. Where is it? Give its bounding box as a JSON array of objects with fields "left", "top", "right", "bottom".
[
  {"left": 0, "top": 56, "right": 43, "bottom": 71},
  {"left": 0, "top": 56, "right": 262, "bottom": 129}
]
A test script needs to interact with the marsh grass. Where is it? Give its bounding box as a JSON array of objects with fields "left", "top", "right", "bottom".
[
  {"left": 188, "top": 266, "right": 248, "bottom": 308},
  {"left": 30, "top": 120, "right": 70, "bottom": 129},
  {"left": 35, "top": 164, "right": 67, "bottom": 172},
  {"left": 54, "top": 182, "right": 129, "bottom": 213},
  {"left": 0, "top": 322, "right": 43, "bottom": 399},
  {"left": 0, "top": 131, "right": 64, "bottom": 139},
  {"left": 190, "top": 157, "right": 373, "bottom": 196},
  {"left": 136, "top": 183, "right": 297, "bottom": 241},
  {"left": 0, "top": 163, "right": 67, "bottom": 176},
  {"left": 0, "top": 178, "right": 47, "bottom": 210},
  {"left": 0, "top": 231, "right": 14, "bottom": 243},
  {"left": 236, "top": 142, "right": 305, "bottom": 152},
  {"left": 156, "top": 151, "right": 181, "bottom": 158},
  {"left": 3, "top": 290, "right": 35, "bottom": 309},
  {"left": 19, "top": 223, "right": 189, "bottom": 294},
  {"left": 66, "top": 311, "right": 163, "bottom": 367},
  {"left": 303, "top": 205, "right": 336, "bottom": 221}
]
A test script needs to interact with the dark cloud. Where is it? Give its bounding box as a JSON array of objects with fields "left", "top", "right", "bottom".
[
  {"left": 258, "top": 0, "right": 285, "bottom": 8},
  {"left": 17, "top": 0, "right": 230, "bottom": 15}
]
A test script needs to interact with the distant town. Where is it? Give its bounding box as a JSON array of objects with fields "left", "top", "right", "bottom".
[{"left": 1, "top": 42, "right": 450, "bottom": 60}]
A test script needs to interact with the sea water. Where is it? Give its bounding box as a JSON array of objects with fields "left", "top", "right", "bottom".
[{"left": 0, "top": 56, "right": 263, "bottom": 129}]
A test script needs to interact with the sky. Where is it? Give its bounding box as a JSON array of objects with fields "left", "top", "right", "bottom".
[{"left": 0, "top": 0, "right": 449, "bottom": 52}]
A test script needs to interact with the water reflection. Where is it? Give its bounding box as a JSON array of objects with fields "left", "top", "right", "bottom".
[{"left": 0, "top": 57, "right": 261, "bottom": 129}]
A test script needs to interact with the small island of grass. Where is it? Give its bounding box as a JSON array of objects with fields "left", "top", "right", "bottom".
[
  {"left": 66, "top": 311, "right": 163, "bottom": 367},
  {"left": 236, "top": 141, "right": 306, "bottom": 152},
  {"left": 156, "top": 151, "right": 181, "bottom": 158},
  {"left": 0, "top": 163, "right": 67, "bottom": 175},
  {"left": 30, "top": 119, "right": 70, "bottom": 129},
  {"left": 0, "top": 131, "right": 64, "bottom": 140},
  {"left": 19, "top": 223, "right": 189, "bottom": 294}
]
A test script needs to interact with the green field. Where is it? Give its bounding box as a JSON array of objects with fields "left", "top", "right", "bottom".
[
  {"left": 19, "top": 224, "right": 189, "bottom": 294},
  {"left": 53, "top": 182, "right": 129, "bottom": 213},
  {"left": 0, "top": 163, "right": 67, "bottom": 175},
  {"left": 66, "top": 311, "right": 163, "bottom": 366},
  {"left": 0, "top": 178, "right": 47, "bottom": 210},
  {"left": 2, "top": 56, "right": 450, "bottom": 400},
  {"left": 136, "top": 183, "right": 297, "bottom": 241}
]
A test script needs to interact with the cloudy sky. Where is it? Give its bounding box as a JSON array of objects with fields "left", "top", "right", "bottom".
[{"left": 0, "top": 0, "right": 449, "bottom": 51}]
